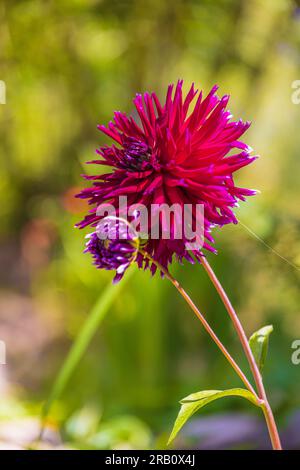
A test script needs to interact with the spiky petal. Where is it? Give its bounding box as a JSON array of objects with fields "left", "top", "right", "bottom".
[{"left": 77, "top": 81, "right": 257, "bottom": 274}]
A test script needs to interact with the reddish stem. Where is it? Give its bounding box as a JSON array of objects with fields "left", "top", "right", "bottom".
[
  {"left": 201, "top": 256, "right": 282, "bottom": 450},
  {"left": 139, "top": 249, "right": 258, "bottom": 398}
]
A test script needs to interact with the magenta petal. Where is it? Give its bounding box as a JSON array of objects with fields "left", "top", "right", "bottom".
[{"left": 76, "top": 81, "right": 257, "bottom": 277}]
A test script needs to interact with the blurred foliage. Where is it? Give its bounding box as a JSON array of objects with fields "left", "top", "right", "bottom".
[{"left": 0, "top": 0, "right": 300, "bottom": 449}]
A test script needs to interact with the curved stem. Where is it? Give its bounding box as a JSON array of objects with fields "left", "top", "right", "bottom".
[
  {"left": 201, "top": 256, "right": 282, "bottom": 450},
  {"left": 139, "top": 249, "right": 258, "bottom": 399}
]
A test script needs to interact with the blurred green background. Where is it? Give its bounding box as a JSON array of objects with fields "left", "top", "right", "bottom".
[{"left": 0, "top": 0, "right": 300, "bottom": 450}]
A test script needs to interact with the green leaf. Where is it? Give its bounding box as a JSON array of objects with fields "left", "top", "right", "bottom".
[
  {"left": 41, "top": 270, "right": 134, "bottom": 423},
  {"left": 249, "top": 325, "right": 273, "bottom": 373},
  {"left": 168, "top": 388, "right": 260, "bottom": 445}
]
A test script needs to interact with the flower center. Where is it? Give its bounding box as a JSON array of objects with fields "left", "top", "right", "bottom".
[{"left": 122, "top": 138, "right": 152, "bottom": 171}]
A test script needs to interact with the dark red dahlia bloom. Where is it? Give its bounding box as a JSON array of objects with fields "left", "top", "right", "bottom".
[{"left": 77, "top": 81, "right": 257, "bottom": 273}]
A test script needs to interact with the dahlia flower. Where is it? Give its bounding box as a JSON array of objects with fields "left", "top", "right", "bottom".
[
  {"left": 84, "top": 217, "right": 138, "bottom": 283},
  {"left": 75, "top": 84, "right": 283, "bottom": 451},
  {"left": 77, "top": 81, "right": 256, "bottom": 275}
]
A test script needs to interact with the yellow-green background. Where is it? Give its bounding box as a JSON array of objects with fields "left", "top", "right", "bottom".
[{"left": 0, "top": 0, "right": 299, "bottom": 449}]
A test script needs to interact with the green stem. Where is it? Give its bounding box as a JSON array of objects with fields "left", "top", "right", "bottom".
[{"left": 38, "top": 270, "right": 133, "bottom": 441}]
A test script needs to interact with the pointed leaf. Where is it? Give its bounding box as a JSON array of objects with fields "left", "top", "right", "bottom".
[
  {"left": 168, "top": 388, "right": 260, "bottom": 445},
  {"left": 249, "top": 325, "right": 273, "bottom": 373}
]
